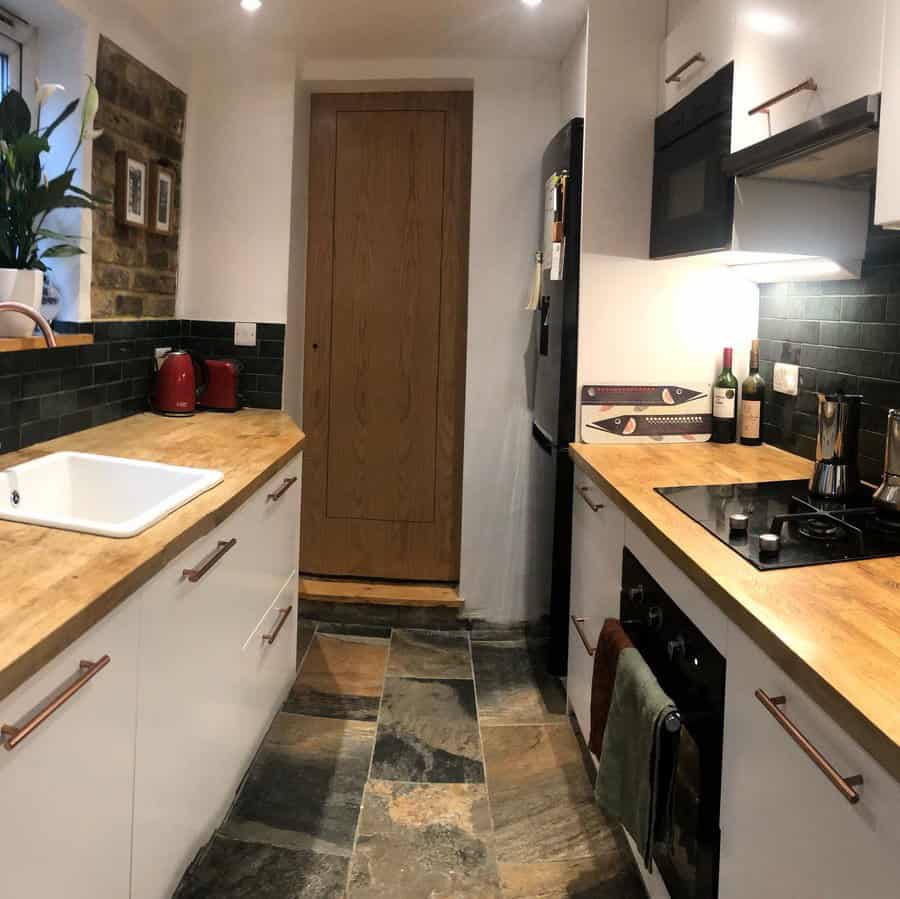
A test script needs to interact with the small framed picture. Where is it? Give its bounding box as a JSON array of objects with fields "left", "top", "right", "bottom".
[
  {"left": 149, "top": 163, "right": 177, "bottom": 235},
  {"left": 115, "top": 152, "right": 147, "bottom": 228}
]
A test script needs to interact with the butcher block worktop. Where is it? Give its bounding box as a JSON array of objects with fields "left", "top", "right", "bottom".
[
  {"left": 0, "top": 411, "right": 304, "bottom": 703},
  {"left": 571, "top": 441, "right": 900, "bottom": 783}
]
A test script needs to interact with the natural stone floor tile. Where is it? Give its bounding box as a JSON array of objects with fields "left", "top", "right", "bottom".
[
  {"left": 316, "top": 621, "right": 392, "bottom": 640},
  {"left": 347, "top": 781, "right": 501, "bottom": 898},
  {"left": 174, "top": 835, "right": 348, "bottom": 899},
  {"left": 221, "top": 713, "right": 376, "bottom": 856},
  {"left": 481, "top": 724, "right": 620, "bottom": 864},
  {"left": 371, "top": 677, "right": 484, "bottom": 784},
  {"left": 298, "top": 620, "right": 318, "bottom": 666},
  {"left": 387, "top": 629, "right": 472, "bottom": 679},
  {"left": 472, "top": 640, "right": 568, "bottom": 725},
  {"left": 284, "top": 633, "right": 389, "bottom": 721},
  {"left": 498, "top": 859, "right": 646, "bottom": 899}
]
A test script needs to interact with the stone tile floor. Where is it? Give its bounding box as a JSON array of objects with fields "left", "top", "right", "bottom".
[{"left": 174, "top": 623, "right": 647, "bottom": 898}]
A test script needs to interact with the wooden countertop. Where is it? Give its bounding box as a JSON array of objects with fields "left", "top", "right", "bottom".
[
  {"left": 0, "top": 411, "right": 305, "bottom": 704},
  {"left": 571, "top": 441, "right": 900, "bottom": 782},
  {"left": 0, "top": 333, "right": 93, "bottom": 351}
]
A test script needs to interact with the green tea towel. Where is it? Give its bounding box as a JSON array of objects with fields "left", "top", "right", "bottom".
[{"left": 594, "top": 646, "right": 678, "bottom": 868}]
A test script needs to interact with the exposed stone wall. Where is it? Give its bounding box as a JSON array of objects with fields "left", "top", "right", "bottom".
[{"left": 91, "top": 37, "right": 187, "bottom": 319}]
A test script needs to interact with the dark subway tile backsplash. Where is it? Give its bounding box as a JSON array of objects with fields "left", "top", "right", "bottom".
[
  {"left": 759, "top": 264, "right": 900, "bottom": 484},
  {"left": 0, "top": 319, "right": 285, "bottom": 457}
]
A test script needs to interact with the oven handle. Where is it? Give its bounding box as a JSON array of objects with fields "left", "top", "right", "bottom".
[
  {"left": 665, "top": 52, "right": 707, "bottom": 84},
  {"left": 755, "top": 689, "right": 863, "bottom": 804},
  {"left": 749, "top": 78, "right": 818, "bottom": 116}
]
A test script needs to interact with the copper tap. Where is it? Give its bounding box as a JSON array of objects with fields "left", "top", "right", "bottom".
[{"left": 0, "top": 302, "right": 57, "bottom": 348}]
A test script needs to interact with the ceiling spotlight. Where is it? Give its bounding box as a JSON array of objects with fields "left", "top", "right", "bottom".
[
  {"left": 241, "top": 0, "right": 262, "bottom": 11},
  {"left": 521, "top": 0, "right": 543, "bottom": 6}
]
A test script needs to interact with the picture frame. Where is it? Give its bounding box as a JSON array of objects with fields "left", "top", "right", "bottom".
[
  {"left": 115, "top": 151, "right": 148, "bottom": 228},
  {"left": 149, "top": 163, "right": 177, "bottom": 235}
]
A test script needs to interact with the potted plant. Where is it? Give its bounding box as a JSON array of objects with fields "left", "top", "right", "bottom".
[{"left": 0, "top": 78, "right": 103, "bottom": 337}]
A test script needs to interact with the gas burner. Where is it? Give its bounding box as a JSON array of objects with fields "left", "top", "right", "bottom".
[
  {"left": 796, "top": 516, "right": 847, "bottom": 542},
  {"left": 871, "top": 512, "right": 900, "bottom": 537}
]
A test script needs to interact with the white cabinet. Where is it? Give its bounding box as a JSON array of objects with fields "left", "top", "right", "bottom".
[
  {"left": 875, "top": 0, "right": 900, "bottom": 227},
  {"left": 731, "top": 0, "right": 886, "bottom": 151},
  {"left": 660, "top": 0, "right": 736, "bottom": 112},
  {"left": 567, "top": 470, "right": 624, "bottom": 744},
  {"left": 0, "top": 595, "right": 140, "bottom": 899},
  {"left": 720, "top": 626, "right": 900, "bottom": 898}
]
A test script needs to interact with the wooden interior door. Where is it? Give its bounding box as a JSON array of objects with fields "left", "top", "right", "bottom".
[{"left": 301, "top": 92, "right": 472, "bottom": 581}]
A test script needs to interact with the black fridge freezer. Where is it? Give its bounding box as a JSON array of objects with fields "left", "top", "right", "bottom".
[{"left": 532, "top": 118, "right": 583, "bottom": 676}]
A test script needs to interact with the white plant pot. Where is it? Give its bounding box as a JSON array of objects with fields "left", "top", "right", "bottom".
[{"left": 0, "top": 269, "right": 45, "bottom": 338}]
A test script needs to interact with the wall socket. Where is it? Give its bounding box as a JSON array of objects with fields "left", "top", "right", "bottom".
[
  {"left": 234, "top": 322, "right": 257, "bottom": 347},
  {"left": 774, "top": 362, "right": 800, "bottom": 397}
]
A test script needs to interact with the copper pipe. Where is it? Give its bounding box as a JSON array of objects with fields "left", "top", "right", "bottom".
[
  {"left": 1, "top": 656, "right": 110, "bottom": 751},
  {"left": 572, "top": 616, "right": 596, "bottom": 656},
  {"left": 749, "top": 78, "right": 818, "bottom": 116},
  {"left": 267, "top": 477, "right": 298, "bottom": 503},
  {"left": 262, "top": 606, "right": 293, "bottom": 645},
  {"left": 755, "top": 689, "right": 863, "bottom": 803},
  {"left": 665, "top": 52, "right": 706, "bottom": 84},
  {"left": 182, "top": 538, "right": 237, "bottom": 582},
  {"left": 577, "top": 486, "right": 604, "bottom": 512},
  {"left": 0, "top": 301, "right": 57, "bottom": 347}
]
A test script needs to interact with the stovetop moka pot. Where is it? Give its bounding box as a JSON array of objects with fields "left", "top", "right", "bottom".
[
  {"left": 874, "top": 410, "right": 900, "bottom": 515},
  {"left": 810, "top": 393, "right": 862, "bottom": 499}
]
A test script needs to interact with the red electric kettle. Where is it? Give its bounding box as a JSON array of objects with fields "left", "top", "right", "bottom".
[{"left": 151, "top": 350, "right": 207, "bottom": 416}]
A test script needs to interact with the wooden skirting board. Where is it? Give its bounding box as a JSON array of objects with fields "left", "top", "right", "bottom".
[{"left": 299, "top": 576, "right": 463, "bottom": 608}]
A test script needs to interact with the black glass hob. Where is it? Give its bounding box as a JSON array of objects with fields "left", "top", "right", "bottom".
[{"left": 656, "top": 480, "right": 900, "bottom": 570}]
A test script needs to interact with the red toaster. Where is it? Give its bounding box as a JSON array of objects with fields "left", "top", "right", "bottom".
[{"left": 198, "top": 358, "right": 243, "bottom": 412}]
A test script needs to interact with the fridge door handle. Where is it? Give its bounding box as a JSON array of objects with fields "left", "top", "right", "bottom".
[
  {"left": 532, "top": 422, "right": 554, "bottom": 454},
  {"left": 539, "top": 296, "right": 551, "bottom": 356}
]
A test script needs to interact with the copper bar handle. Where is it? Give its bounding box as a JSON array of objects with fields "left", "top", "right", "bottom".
[
  {"left": 183, "top": 538, "right": 237, "bottom": 582},
  {"left": 263, "top": 606, "right": 293, "bottom": 645},
  {"left": 1, "top": 656, "right": 111, "bottom": 751},
  {"left": 572, "top": 617, "right": 596, "bottom": 656},
  {"left": 749, "top": 78, "right": 818, "bottom": 116},
  {"left": 755, "top": 689, "right": 863, "bottom": 804},
  {"left": 267, "top": 477, "right": 298, "bottom": 503},
  {"left": 665, "top": 52, "right": 706, "bottom": 84},
  {"left": 577, "top": 486, "right": 604, "bottom": 512}
]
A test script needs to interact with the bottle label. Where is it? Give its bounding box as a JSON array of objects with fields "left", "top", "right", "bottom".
[
  {"left": 713, "top": 387, "right": 736, "bottom": 419},
  {"left": 741, "top": 399, "right": 761, "bottom": 439}
]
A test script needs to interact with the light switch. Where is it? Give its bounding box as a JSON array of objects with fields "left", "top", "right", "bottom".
[
  {"left": 774, "top": 362, "right": 800, "bottom": 397},
  {"left": 234, "top": 322, "right": 257, "bottom": 347}
]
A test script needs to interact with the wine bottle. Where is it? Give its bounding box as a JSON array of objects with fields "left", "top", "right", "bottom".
[
  {"left": 712, "top": 347, "right": 738, "bottom": 444},
  {"left": 740, "top": 339, "right": 766, "bottom": 446}
]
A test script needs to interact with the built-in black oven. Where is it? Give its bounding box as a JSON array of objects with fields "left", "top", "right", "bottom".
[
  {"left": 650, "top": 62, "right": 734, "bottom": 259},
  {"left": 621, "top": 548, "right": 725, "bottom": 899}
]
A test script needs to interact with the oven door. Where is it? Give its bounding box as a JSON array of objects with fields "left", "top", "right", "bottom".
[{"left": 650, "top": 113, "right": 734, "bottom": 259}]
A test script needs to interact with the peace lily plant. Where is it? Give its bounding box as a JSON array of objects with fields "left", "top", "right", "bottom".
[{"left": 0, "top": 77, "right": 104, "bottom": 336}]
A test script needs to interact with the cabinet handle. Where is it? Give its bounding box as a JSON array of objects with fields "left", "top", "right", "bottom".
[
  {"left": 267, "top": 476, "right": 298, "bottom": 503},
  {"left": 263, "top": 606, "right": 293, "bottom": 645},
  {"left": 749, "top": 77, "right": 818, "bottom": 116},
  {"left": 1, "top": 656, "right": 111, "bottom": 751},
  {"left": 182, "top": 538, "right": 237, "bottom": 583},
  {"left": 665, "top": 51, "right": 706, "bottom": 84},
  {"left": 577, "top": 486, "right": 604, "bottom": 512},
  {"left": 755, "top": 689, "right": 863, "bottom": 804},
  {"left": 572, "top": 617, "right": 596, "bottom": 656}
]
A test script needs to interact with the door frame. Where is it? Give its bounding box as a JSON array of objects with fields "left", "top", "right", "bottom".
[{"left": 300, "top": 91, "right": 473, "bottom": 582}]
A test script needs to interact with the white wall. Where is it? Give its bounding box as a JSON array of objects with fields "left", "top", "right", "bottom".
[
  {"left": 560, "top": 19, "right": 588, "bottom": 123},
  {"left": 294, "top": 58, "right": 562, "bottom": 623},
  {"left": 178, "top": 47, "right": 296, "bottom": 324}
]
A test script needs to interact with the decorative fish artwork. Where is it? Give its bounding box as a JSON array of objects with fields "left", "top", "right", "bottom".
[
  {"left": 581, "top": 384, "right": 707, "bottom": 410},
  {"left": 587, "top": 414, "right": 713, "bottom": 441}
]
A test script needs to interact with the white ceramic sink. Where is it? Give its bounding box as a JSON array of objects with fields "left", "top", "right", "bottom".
[{"left": 0, "top": 452, "right": 224, "bottom": 538}]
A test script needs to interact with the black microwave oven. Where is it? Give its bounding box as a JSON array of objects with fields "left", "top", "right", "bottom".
[{"left": 650, "top": 62, "right": 734, "bottom": 259}]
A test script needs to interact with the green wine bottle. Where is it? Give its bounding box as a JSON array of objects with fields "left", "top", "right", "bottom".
[
  {"left": 713, "top": 347, "right": 738, "bottom": 444},
  {"left": 740, "top": 339, "right": 766, "bottom": 446}
]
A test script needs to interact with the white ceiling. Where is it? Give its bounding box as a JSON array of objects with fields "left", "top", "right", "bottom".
[{"left": 117, "top": 0, "right": 587, "bottom": 61}]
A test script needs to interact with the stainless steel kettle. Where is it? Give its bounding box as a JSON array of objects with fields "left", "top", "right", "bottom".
[
  {"left": 809, "top": 393, "right": 862, "bottom": 499},
  {"left": 873, "top": 410, "right": 900, "bottom": 514}
]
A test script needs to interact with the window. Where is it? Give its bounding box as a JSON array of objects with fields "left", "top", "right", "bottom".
[{"left": 0, "top": 31, "right": 21, "bottom": 95}]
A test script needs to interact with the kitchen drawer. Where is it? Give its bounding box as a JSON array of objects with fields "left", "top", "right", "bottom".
[
  {"left": 567, "top": 611, "right": 595, "bottom": 754},
  {"left": 660, "top": 0, "right": 736, "bottom": 112},
  {"left": 0, "top": 594, "right": 139, "bottom": 899},
  {"left": 720, "top": 625, "right": 900, "bottom": 898}
]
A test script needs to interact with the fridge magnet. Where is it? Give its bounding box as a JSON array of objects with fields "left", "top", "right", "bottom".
[{"left": 115, "top": 151, "right": 148, "bottom": 228}]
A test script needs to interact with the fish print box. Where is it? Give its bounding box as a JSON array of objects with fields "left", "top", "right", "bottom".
[{"left": 580, "top": 384, "right": 713, "bottom": 445}]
